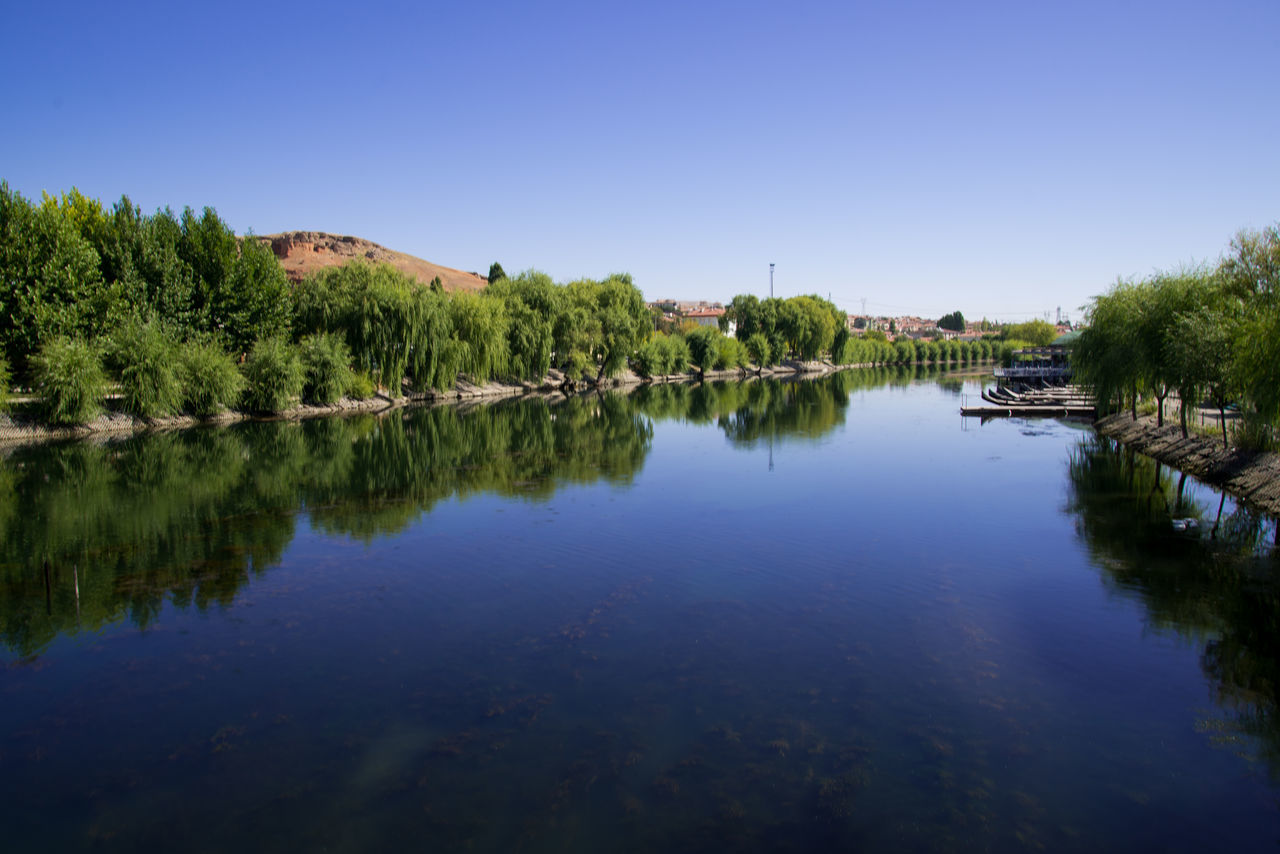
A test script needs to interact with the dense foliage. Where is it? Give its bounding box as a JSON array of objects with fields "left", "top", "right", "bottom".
[
  {"left": 722, "top": 293, "right": 845, "bottom": 362},
  {"left": 109, "top": 319, "right": 183, "bottom": 418},
  {"left": 241, "top": 337, "right": 304, "bottom": 413},
  {"left": 32, "top": 336, "right": 106, "bottom": 425},
  {"left": 0, "top": 183, "right": 291, "bottom": 377},
  {"left": 300, "top": 333, "right": 354, "bottom": 405},
  {"left": 1, "top": 183, "right": 661, "bottom": 420},
  {"left": 1073, "top": 224, "right": 1280, "bottom": 448},
  {"left": 1002, "top": 319, "right": 1057, "bottom": 346},
  {"left": 177, "top": 338, "right": 246, "bottom": 416}
]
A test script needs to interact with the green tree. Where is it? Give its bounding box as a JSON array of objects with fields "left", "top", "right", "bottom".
[
  {"left": 684, "top": 326, "right": 720, "bottom": 376},
  {"left": 745, "top": 332, "right": 772, "bottom": 369},
  {"left": 1074, "top": 282, "right": 1144, "bottom": 417},
  {"left": 222, "top": 234, "right": 292, "bottom": 352},
  {"left": 1166, "top": 303, "right": 1241, "bottom": 447},
  {"left": 487, "top": 262, "right": 506, "bottom": 284},
  {"left": 1220, "top": 225, "right": 1280, "bottom": 303},
  {"left": 1135, "top": 273, "right": 1214, "bottom": 427},
  {"left": 0, "top": 183, "right": 105, "bottom": 377},
  {"left": 562, "top": 274, "right": 649, "bottom": 381},
  {"left": 938, "top": 310, "right": 966, "bottom": 332},
  {"left": 724, "top": 294, "right": 762, "bottom": 339},
  {"left": 1004, "top": 319, "right": 1057, "bottom": 346},
  {"left": 449, "top": 290, "right": 509, "bottom": 383},
  {"left": 486, "top": 272, "right": 556, "bottom": 381}
]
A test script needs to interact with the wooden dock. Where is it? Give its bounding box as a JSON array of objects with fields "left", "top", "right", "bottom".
[
  {"left": 961, "top": 404, "right": 1096, "bottom": 418},
  {"left": 962, "top": 384, "right": 1096, "bottom": 418}
]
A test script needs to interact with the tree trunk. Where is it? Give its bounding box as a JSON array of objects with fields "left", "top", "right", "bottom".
[
  {"left": 1220, "top": 406, "right": 1229, "bottom": 449},
  {"left": 1155, "top": 391, "right": 1166, "bottom": 427},
  {"left": 1180, "top": 398, "right": 1188, "bottom": 439},
  {"left": 1131, "top": 382, "right": 1138, "bottom": 421}
]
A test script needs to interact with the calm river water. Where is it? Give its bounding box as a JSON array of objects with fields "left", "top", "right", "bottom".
[{"left": 2, "top": 369, "right": 1277, "bottom": 852}]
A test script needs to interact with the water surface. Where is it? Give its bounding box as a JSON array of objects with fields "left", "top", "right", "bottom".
[{"left": 2, "top": 370, "right": 1277, "bottom": 852}]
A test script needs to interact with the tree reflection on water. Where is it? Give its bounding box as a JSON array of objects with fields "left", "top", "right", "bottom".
[
  {"left": 0, "top": 373, "right": 877, "bottom": 659},
  {"left": 1065, "top": 436, "right": 1280, "bottom": 775}
]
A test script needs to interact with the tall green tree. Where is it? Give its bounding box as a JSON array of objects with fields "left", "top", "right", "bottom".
[
  {"left": 1166, "top": 303, "right": 1240, "bottom": 447},
  {"left": 1004, "top": 319, "right": 1057, "bottom": 346},
  {"left": 1074, "top": 281, "right": 1144, "bottom": 417},
  {"left": 0, "top": 183, "right": 105, "bottom": 377},
  {"left": 486, "top": 271, "right": 557, "bottom": 381}
]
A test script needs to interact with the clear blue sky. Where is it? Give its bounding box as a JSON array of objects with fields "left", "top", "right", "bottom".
[{"left": 4, "top": 0, "right": 1277, "bottom": 322}]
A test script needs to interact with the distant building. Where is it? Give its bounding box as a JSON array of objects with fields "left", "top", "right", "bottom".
[{"left": 685, "top": 308, "right": 724, "bottom": 327}]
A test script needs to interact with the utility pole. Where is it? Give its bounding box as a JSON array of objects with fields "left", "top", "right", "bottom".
[{"left": 770, "top": 263, "right": 775, "bottom": 299}]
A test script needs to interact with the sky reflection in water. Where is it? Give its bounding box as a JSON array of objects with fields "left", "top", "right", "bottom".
[{"left": 1, "top": 369, "right": 1277, "bottom": 853}]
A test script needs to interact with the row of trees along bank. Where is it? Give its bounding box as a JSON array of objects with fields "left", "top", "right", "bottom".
[
  {"left": 0, "top": 184, "right": 658, "bottom": 422},
  {"left": 1072, "top": 224, "right": 1280, "bottom": 449},
  {"left": 1, "top": 182, "right": 1006, "bottom": 426}
]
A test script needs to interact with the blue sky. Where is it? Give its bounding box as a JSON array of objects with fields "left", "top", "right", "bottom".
[{"left": 4, "top": 0, "right": 1277, "bottom": 322}]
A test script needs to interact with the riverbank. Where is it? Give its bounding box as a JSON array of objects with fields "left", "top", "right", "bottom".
[
  {"left": 0, "top": 360, "right": 848, "bottom": 446},
  {"left": 1096, "top": 413, "right": 1280, "bottom": 515}
]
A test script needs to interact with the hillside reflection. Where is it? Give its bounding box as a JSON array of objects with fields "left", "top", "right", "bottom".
[
  {"left": 1065, "top": 437, "right": 1280, "bottom": 775},
  {"left": 0, "top": 372, "right": 884, "bottom": 659}
]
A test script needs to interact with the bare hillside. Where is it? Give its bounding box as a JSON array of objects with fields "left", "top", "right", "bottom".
[{"left": 262, "top": 232, "right": 487, "bottom": 293}]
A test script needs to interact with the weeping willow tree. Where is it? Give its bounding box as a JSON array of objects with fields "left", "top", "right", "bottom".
[
  {"left": 1074, "top": 280, "right": 1145, "bottom": 417},
  {"left": 448, "top": 289, "right": 510, "bottom": 384},
  {"left": 485, "top": 271, "right": 556, "bottom": 381},
  {"left": 1074, "top": 224, "right": 1280, "bottom": 448},
  {"left": 292, "top": 261, "right": 476, "bottom": 393},
  {"left": 294, "top": 262, "right": 651, "bottom": 391}
]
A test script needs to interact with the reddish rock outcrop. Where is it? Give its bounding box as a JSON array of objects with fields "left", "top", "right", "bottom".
[{"left": 261, "top": 231, "right": 487, "bottom": 293}]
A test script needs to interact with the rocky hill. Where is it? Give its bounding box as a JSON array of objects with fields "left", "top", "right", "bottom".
[{"left": 262, "top": 232, "right": 487, "bottom": 293}]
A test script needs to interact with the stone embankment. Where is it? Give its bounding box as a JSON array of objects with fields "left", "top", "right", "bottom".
[
  {"left": 1096, "top": 413, "right": 1280, "bottom": 515},
  {"left": 0, "top": 361, "right": 846, "bottom": 447}
]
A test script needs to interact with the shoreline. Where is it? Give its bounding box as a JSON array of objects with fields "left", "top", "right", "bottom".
[
  {"left": 0, "top": 360, "right": 850, "bottom": 448},
  {"left": 1095, "top": 413, "right": 1280, "bottom": 516}
]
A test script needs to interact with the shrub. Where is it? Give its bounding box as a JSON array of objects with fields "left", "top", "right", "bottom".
[
  {"left": 715, "top": 336, "right": 748, "bottom": 371},
  {"left": 300, "top": 333, "right": 353, "bottom": 404},
  {"left": 33, "top": 337, "right": 106, "bottom": 425},
  {"left": 666, "top": 335, "right": 691, "bottom": 374},
  {"left": 178, "top": 339, "right": 246, "bottom": 416},
  {"left": 241, "top": 337, "right": 304, "bottom": 412},
  {"left": 684, "top": 327, "right": 720, "bottom": 375},
  {"left": 746, "top": 332, "right": 772, "bottom": 368},
  {"left": 348, "top": 370, "right": 377, "bottom": 400},
  {"left": 112, "top": 320, "right": 183, "bottom": 417},
  {"left": 631, "top": 338, "right": 664, "bottom": 379},
  {"left": 998, "top": 339, "right": 1032, "bottom": 367},
  {"left": 1236, "top": 412, "right": 1277, "bottom": 453},
  {"left": 633, "top": 333, "right": 701, "bottom": 379}
]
